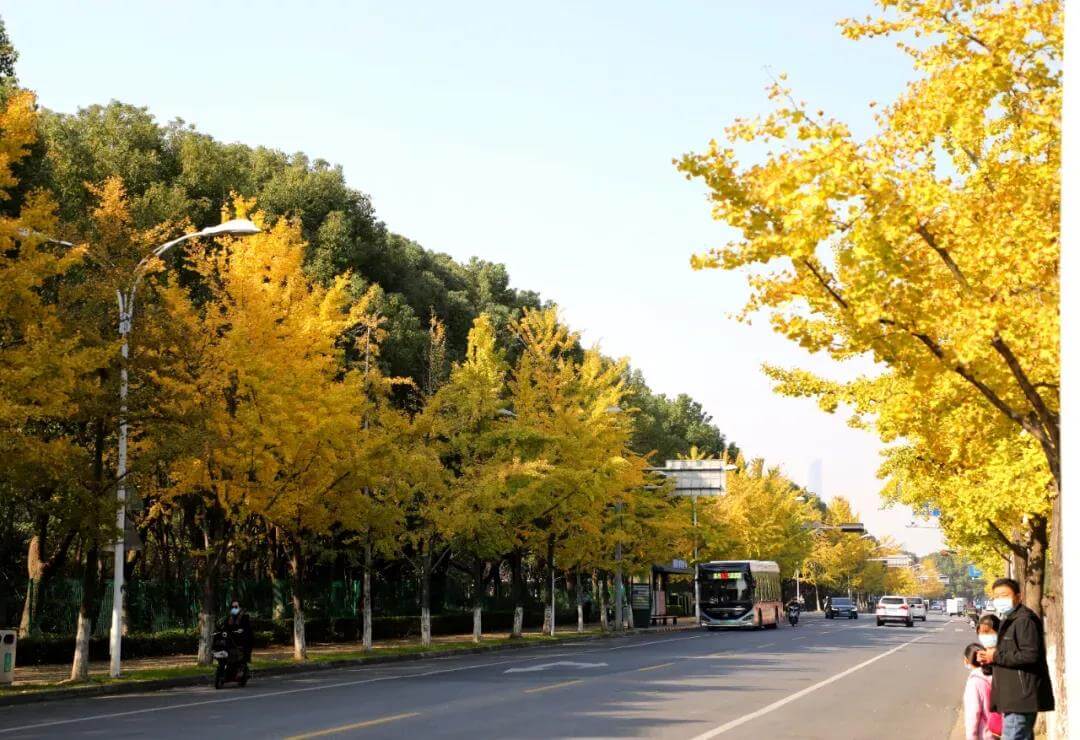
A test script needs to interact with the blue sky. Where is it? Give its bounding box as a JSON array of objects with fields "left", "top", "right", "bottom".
[{"left": 5, "top": 0, "right": 946, "bottom": 553}]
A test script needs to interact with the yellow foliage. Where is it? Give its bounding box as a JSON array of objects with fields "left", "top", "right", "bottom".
[{"left": 677, "top": 0, "right": 1060, "bottom": 576}]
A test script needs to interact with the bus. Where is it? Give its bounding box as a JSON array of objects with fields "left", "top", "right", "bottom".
[{"left": 698, "top": 560, "right": 783, "bottom": 629}]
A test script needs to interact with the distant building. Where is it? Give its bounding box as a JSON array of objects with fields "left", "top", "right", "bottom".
[{"left": 808, "top": 458, "right": 823, "bottom": 497}]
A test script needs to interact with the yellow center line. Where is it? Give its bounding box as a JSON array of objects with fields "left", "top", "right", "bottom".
[
  {"left": 284, "top": 712, "right": 420, "bottom": 739},
  {"left": 524, "top": 678, "right": 584, "bottom": 694},
  {"left": 636, "top": 661, "right": 676, "bottom": 672}
]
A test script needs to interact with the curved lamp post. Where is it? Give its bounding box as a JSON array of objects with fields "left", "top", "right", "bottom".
[{"left": 109, "top": 219, "right": 260, "bottom": 678}]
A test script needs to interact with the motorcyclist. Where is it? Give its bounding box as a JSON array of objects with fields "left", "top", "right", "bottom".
[
  {"left": 223, "top": 599, "right": 253, "bottom": 664},
  {"left": 786, "top": 599, "right": 801, "bottom": 626}
]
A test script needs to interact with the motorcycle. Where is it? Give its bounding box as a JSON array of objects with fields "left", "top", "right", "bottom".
[
  {"left": 211, "top": 629, "right": 250, "bottom": 689},
  {"left": 787, "top": 606, "right": 800, "bottom": 627}
]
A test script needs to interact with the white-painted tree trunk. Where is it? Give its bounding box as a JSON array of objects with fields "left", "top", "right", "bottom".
[
  {"left": 69, "top": 609, "right": 92, "bottom": 681},
  {"left": 362, "top": 539, "right": 373, "bottom": 650},
  {"left": 293, "top": 607, "right": 306, "bottom": 661}
]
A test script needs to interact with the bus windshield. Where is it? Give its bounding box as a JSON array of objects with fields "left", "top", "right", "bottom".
[{"left": 700, "top": 571, "right": 752, "bottom": 604}]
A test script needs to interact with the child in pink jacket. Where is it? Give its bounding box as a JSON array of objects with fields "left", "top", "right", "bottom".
[{"left": 963, "top": 643, "right": 1002, "bottom": 739}]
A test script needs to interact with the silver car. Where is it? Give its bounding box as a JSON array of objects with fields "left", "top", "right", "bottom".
[{"left": 906, "top": 596, "right": 928, "bottom": 621}]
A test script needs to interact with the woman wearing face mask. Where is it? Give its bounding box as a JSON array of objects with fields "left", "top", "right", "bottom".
[
  {"left": 224, "top": 599, "right": 253, "bottom": 664},
  {"left": 977, "top": 614, "right": 1000, "bottom": 644}
]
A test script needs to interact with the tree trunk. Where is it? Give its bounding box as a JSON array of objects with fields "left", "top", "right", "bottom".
[
  {"left": 362, "top": 536, "right": 373, "bottom": 650},
  {"left": 1021, "top": 516, "right": 1047, "bottom": 615},
  {"left": 288, "top": 541, "right": 307, "bottom": 660},
  {"left": 420, "top": 541, "right": 432, "bottom": 647},
  {"left": 542, "top": 535, "right": 555, "bottom": 635},
  {"left": 510, "top": 551, "right": 524, "bottom": 638},
  {"left": 598, "top": 571, "right": 609, "bottom": 631},
  {"left": 72, "top": 420, "right": 106, "bottom": 681},
  {"left": 269, "top": 528, "right": 286, "bottom": 622},
  {"left": 1044, "top": 491, "right": 1066, "bottom": 739},
  {"left": 20, "top": 515, "right": 75, "bottom": 638},
  {"left": 576, "top": 570, "right": 584, "bottom": 633},
  {"left": 197, "top": 566, "right": 216, "bottom": 667},
  {"left": 492, "top": 560, "right": 503, "bottom": 602},
  {"left": 19, "top": 533, "right": 44, "bottom": 638},
  {"left": 69, "top": 543, "right": 99, "bottom": 682},
  {"left": 196, "top": 512, "right": 224, "bottom": 667},
  {"left": 472, "top": 561, "right": 485, "bottom": 643}
]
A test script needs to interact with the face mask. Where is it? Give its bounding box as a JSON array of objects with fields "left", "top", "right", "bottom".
[
  {"left": 993, "top": 597, "right": 1015, "bottom": 616},
  {"left": 978, "top": 634, "right": 998, "bottom": 649},
  {"left": 231, "top": 607, "right": 240, "bottom": 616}
]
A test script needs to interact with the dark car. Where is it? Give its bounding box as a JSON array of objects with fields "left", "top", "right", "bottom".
[{"left": 824, "top": 596, "right": 858, "bottom": 619}]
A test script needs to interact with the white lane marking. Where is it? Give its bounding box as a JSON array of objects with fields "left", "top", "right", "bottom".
[
  {"left": 687, "top": 632, "right": 929, "bottom": 739},
  {"left": 0, "top": 633, "right": 700, "bottom": 734},
  {"left": 594, "top": 634, "right": 706, "bottom": 652},
  {"left": 757, "top": 643, "right": 775, "bottom": 648},
  {"left": 505, "top": 661, "right": 607, "bottom": 673}
]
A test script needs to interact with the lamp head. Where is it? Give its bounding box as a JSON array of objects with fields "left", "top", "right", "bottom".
[{"left": 202, "top": 219, "right": 261, "bottom": 237}]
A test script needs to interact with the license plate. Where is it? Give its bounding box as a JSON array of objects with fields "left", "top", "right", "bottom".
[{"left": 213, "top": 651, "right": 229, "bottom": 659}]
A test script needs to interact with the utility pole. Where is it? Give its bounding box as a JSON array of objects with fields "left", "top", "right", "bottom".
[
  {"left": 614, "top": 502, "right": 624, "bottom": 631},
  {"left": 107, "top": 220, "right": 260, "bottom": 678},
  {"left": 550, "top": 554, "right": 556, "bottom": 637},
  {"left": 692, "top": 494, "right": 700, "bottom": 622}
]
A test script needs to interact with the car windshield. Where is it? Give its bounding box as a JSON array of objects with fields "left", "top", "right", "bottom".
[
  {"left": 881, "top": 597, "right": 904, "bottom": 605},
  {"left": 909, "top": 599, "right": 923, "bottom": 604},
  {"left": 831, "top": 598, "right": 852, "bottom": 606}
]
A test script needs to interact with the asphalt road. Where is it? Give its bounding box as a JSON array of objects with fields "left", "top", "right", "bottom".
[{"left": 1, "top": 613, "right": 974, "bottom": 739}]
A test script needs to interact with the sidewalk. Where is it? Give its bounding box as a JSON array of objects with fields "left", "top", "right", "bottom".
[{"left": 3, "top": 620, "right": 697, "bottom": 703}]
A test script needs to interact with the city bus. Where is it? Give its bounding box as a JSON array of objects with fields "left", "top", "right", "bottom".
[{"left": 698, "top": 560, "right": 783, "bottom": 629}]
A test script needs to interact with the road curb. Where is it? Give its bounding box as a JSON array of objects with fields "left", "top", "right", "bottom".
[{"left": 0, "top": 623, "right": 698, "bottom": 707}]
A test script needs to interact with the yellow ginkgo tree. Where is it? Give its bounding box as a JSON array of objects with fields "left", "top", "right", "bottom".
[
  {"left": 676, "top": 0, "right": 1062, "bottom": 710},
  {"left": 159, "top": 208, "right": 378, "bottom": 660}
]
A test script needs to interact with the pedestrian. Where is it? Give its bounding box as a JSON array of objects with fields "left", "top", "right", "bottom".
[
  {"left": 977, "top": 613, "right": 1000, "bottom": 641},
  {"left": 224, "top": 598, "right": 253, "bottom": 664},
  {"left": 962, "top": 643, "right": 1002, "bottom": 739},
  {"left": 976, "top": 578, "right": 1054, "bottom": 740}
]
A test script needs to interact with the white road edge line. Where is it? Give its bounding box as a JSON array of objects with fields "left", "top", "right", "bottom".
[
  {"left": 0, "top": 632, "right": 704, "bottom": 735},
  {"left": 687, "top": 632, "right": 929, "bottom": 739}
]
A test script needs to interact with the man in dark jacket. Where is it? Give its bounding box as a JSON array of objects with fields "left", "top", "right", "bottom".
[{"left": 977, "top": 578, "right": 1054, "bottom": 740}]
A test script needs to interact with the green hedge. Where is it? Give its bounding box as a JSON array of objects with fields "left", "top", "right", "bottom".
[{"left": 15, "top": 608, "right": 583, "bottom": 666}]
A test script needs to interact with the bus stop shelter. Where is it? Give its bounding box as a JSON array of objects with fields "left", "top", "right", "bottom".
[{"left": 630, "top": 560, "right": 694, "bottom": 628}]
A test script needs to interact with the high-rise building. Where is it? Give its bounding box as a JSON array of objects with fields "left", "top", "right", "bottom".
[{"left": 808, "top": 458, "right": 823, "bottom": 497}]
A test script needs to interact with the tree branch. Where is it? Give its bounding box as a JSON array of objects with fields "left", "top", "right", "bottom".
[
  {"left": 915, "top": 224, "right": 973, "bottom": 292},
  {"left": 990, "top": 336, "right": 1059, "bottom": 450},
  {"left": 985, "top": 518, "right": 1026, "bottom": 558},
  {"left": 799, "top": 258, "right": 849, "bottom": 310}
]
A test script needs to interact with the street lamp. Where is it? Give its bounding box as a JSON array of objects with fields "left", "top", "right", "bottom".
[
  {"left": 646, "top": 459, "right": 734, "bottom": 624},
  {"left": 796, "top": 521, "right": 867, "bottom": 607},
  {"left": 108, "top": 219, "right": 259, "bottom": 678}
]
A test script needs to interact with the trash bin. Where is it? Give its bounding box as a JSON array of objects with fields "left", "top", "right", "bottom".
[{"left": 0, "top": 630, "right": 15, "bottom": 685}]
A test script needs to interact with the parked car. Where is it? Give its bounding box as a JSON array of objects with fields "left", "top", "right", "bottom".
[
  {"left": 824, "top": 596, "right": 858, "bottom": 619},
  {"left": 929, "top": 600, "right": 944, "bottom": 612},
  {"left": 906, "top": 596, "right": 927, "bottom": 621},
  {"left": 876, "top": 595, "right": 914, "bottom": 627}
]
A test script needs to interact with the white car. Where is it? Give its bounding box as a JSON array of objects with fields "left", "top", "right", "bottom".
[
  {"left": 876, "top": 595, "right": 915, "bottom": 627},
  {"left": 906, "top": 596, "right": 927, "bottom": 621}
]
